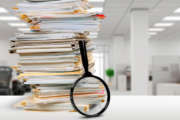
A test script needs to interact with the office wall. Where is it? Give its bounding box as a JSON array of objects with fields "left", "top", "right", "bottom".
[
  {"left": 108, "top": 38, "right": 180, "bottom": 64},
  {"left": 0, "top": 39, "right": 18, "bottom": 66},
  {"left": 150, "top": 39, "right": 180, "bottom": 56},
  {"left": 149, "top": 38, "right": 180, "bottom": 68}
]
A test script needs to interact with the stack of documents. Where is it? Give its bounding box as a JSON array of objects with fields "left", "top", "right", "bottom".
[{"left": 10, "top": 0, "right": 105, "bottom": 111}]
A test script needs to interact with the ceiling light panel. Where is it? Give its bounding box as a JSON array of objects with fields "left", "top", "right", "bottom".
[
  {"left": 0, "top": 7, "right": 8, "bottom": 13},
  {"left": 154, "top": 23, "right": 174, "bottom": 27},
  {"left": 174, "top": 8, "right": 180, "bottom": 13},
  {"left": 149, "top": 32, "right": 157, "bottom": 35},
  {"left": 0, "top": 16, "right": 20, "bottom": 21},
  {"left": 149, "top": 28, "right": 165, "bottom": 32},
  {"left": 163, "top": 16, "right": 180, "bottom": 21},
  {"left": 8, "top": 22, "right": 28, "bottom": 27}
]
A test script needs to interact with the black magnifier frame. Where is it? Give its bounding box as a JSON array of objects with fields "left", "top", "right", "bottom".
[{"left": 70, "top": 40, "right": 111, "bottom": 118}]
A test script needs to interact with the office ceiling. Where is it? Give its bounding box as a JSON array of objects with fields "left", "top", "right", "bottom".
[
  {"left": 100, "top": 0, "right": 180, "bottom": 41},
  {"left": 0, "top": 0, "right": 180, "bottom": 41}
]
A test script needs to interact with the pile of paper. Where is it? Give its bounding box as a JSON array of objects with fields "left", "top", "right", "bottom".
[{"left": 10, "top": 0, "right": 105, "bottom": 112}]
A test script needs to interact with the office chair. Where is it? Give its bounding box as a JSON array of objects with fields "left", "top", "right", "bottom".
[{"left": 0, "top": 66, "right": 12, "bottom": 95}]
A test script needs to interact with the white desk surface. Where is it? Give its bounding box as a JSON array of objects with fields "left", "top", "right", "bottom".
[{"left": 1, "top": 96, "right": 180, "bottom": 120}]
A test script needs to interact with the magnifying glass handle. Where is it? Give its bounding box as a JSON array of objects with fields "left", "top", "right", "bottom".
[{"left": 79, "top": 40, "right": 90, "bottom": 74}]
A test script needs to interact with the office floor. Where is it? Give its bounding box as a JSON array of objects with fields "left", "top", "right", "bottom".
[{"left": 1, "top": 96, "right": 180, "bottom": 120}]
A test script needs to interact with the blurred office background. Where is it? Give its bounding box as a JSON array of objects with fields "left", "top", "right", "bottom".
[{"left": 2, "top": 0, "right": 180, "bottom": 95}]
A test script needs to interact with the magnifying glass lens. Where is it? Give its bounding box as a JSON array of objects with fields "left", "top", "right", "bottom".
[{"left": 71, "top": 76, "right": 109, "bottom": 116}]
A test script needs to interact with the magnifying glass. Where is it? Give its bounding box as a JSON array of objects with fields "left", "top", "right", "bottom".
[{"left": 70, "top": 40, "right": 111, "bottom": 117}]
